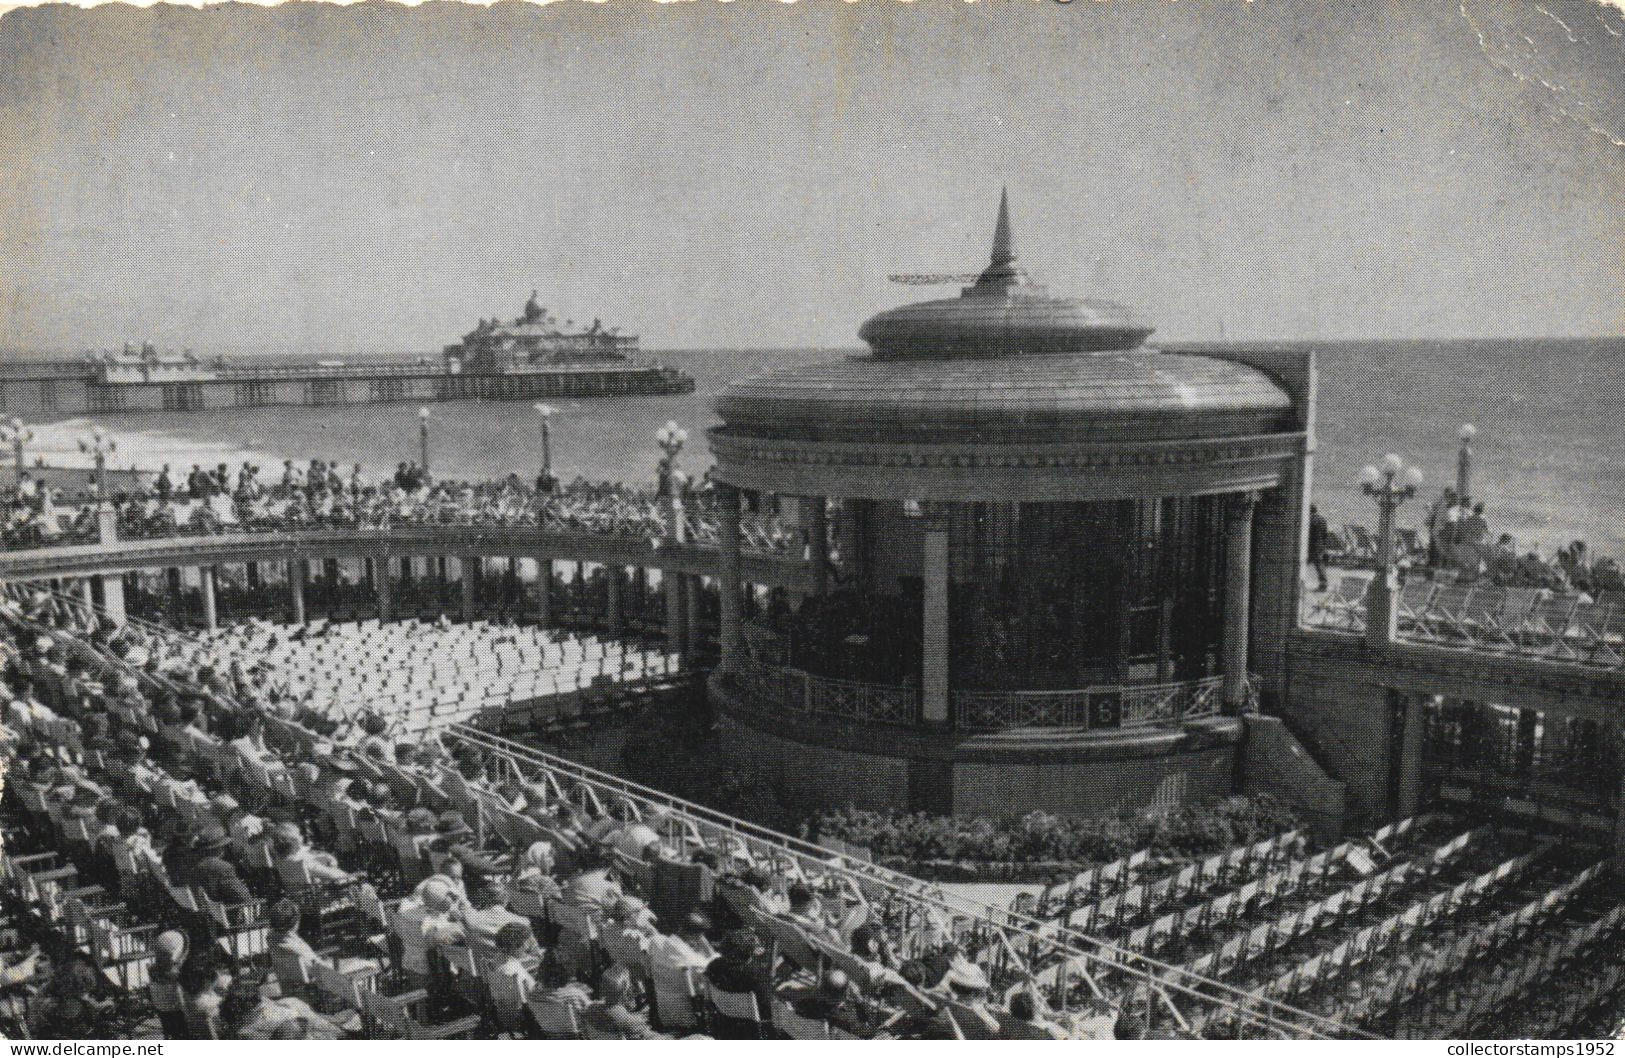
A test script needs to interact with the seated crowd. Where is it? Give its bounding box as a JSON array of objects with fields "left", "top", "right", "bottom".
[
  {"left": 0, "top": 458, "right": 800, "bottom": 556},
  {"left": 0, "top": 589, "right": 1149, "bottom": 1040},
  {"left": 1319, "top": 486, "right": 1623, "bottom": 597}
]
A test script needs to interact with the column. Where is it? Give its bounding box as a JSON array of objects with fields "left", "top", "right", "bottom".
[
  {"left": 921, "top": 516, "right": 950, "bottom": 724},
  {"left": 665, "top": 495, "right": 689, "bottom": 655},
  {"left": 376, "top": 557, "right": 392, "bottom": 622},
  {"left": 717, "top": 485, "right": 743, "bottom": 670},
  {"left": 606, "top": 566, "right": 624, "bottom": 636},
  {"left": 200, "top": 566, "right": 218, "bottom": 632},
  {"left": 100, "top": 572, "right": 125, "bottom": 626},
  {"left": 1613, "top": 720, "right": 1625, "bottom": 873},
  {"left": 1222, "top": 492, "right": 1257, "bottom": 715},
  {"left": 1394, "top": 693, "right": 1427, "bottom": 819},
  {"left": 462, "top": 556, "right": 479, "bottom": 621},
  {"left": 1365, "top": 497, "right": 1400, "bottom": 649},
  {"left": 92, "top": 506, "right": 125, "bottom": 626},
  {"left": 245, "top": 561, "right": 261, "bottom": 592},
  {"left": 667, "top": 571, "right": 689, "bottom": 656},
  {"left": 80, "top": 578, "right": 96, "bottom": 612},
  {"left": 289, "top": 559, "right": 307, "bottom": 625},
  {"left": 684, "top": 576, "right": 702, "bottom": 655},
  {"left": 807, "top": 496, "right": 830, "bottom": 596},
  {"left": 534, "top": 556, "right": 552, "bottom": 627}
]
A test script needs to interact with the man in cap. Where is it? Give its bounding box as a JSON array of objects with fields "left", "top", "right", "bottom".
[
  {"left": 434, "top": 810, "right": 505, "bottom": 883},
  {"left": 180, "top": 823, "right": 253, "bottom": 904},
  {"left": 703, "top": 928, "right": 773, "bottom": 1039}
]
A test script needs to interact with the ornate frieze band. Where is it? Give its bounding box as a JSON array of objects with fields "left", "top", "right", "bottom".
[{"left": 711, "top": 428, "right": 1304, "bottom": 501}]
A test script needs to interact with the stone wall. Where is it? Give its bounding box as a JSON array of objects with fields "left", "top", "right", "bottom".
[
  {"left": 717, "top": 713, "right": 911, "bottom": 811},
  {"left": 1239, "top": 714, "right": 1347, "bottom": 842},
  {"left": 1278, "top": 638, "right": 1398, "bottom": 829},
  {"left": 715, "top": 674, "right": 1245, "bottom": 818}
]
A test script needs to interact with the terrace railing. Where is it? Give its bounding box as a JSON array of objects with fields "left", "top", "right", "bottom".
[{"left": 1300, "top": 575, "right": 1625, "bottom": 671}]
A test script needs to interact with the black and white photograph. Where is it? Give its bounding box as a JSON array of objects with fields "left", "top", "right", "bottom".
[{"left": 0, "top": 0, "right": 1623, "bottom": 1044}]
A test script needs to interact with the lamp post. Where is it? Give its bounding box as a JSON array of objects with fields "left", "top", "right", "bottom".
[
  {"left": 0, "top": 418, "right": 34, "bottom": 488},
  {"left": 1359, "top": 453, "right": 1424, "bottom": 646},
  {"left": 77, "top": 427, "right": 117, "bottom": 506},
  {"left": 1456, "top": 423, "right": 1476, "bottom": 503},
  {"left": 533, "top": 403, "right": 556, "bottom": 486},
  {"left": 655, "top": 420, "right": 688, "bottom": 496},
  {"left": 417, "top": 407, "right": 431, "bottom": 476}
]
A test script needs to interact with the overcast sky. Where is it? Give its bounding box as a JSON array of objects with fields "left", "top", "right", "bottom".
[{"left": 2, "top": 0, "right": 1623, "bottom": 355}]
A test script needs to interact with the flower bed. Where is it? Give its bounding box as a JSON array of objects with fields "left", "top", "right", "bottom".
[{"left": 812, "top": 796, "right": 1301, "bottom": 873}]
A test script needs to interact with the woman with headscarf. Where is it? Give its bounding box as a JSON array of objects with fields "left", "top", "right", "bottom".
[
  {"left": 512, "top": 840, "right": 564, "bottom": 901},
  {"left": 392, "top": 875, "right": 467, "bottom": 988}
]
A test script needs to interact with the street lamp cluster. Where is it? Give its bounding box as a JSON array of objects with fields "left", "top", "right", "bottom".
[
  {"left": 656, "top": 420, "right": 688, "bottom": 496},
  {"left": 0, "top": 418, "right": 34, "bottom": 487},
  {"left": 1354, "top": 424, "right": 1476, "bottom": 645},
  {"left": 77, "top": 427, "right": 117, "bottom": 504}
]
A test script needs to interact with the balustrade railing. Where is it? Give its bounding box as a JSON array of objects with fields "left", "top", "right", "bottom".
[
  {"left": 953, "top": 674, "right": 1244, "bottom": 733},
  {"left": 735, "top": 659, "right": 1248, "bottom": 733},
  {"left": 732, "top": 657, "right": 919, "bottom": 726}
]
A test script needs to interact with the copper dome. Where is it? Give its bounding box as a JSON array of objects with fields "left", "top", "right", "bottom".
[{"left": 714, "top": 191, "right": 1295, "bottom": 445}]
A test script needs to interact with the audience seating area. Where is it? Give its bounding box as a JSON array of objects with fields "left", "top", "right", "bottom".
[
  {"left": 5, "top": 587, "right": 1621, "bottom": 1040},
  {"left": 0, "top": 594, "right": 1367, "bottom": 1040}
]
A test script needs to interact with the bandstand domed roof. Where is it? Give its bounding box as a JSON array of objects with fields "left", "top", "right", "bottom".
[{"left": 714, "top": 191, "right": 1294, "bottom": 446}]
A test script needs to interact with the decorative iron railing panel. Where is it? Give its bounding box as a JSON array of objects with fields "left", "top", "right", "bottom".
[
  {"left": 733, "top": 658, "right": 918, "bottom": 726},
  {"left": 953, "top": 674, "right": 1244, "bottom": 732}
]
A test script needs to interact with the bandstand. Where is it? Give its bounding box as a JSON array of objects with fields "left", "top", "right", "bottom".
[{"left": 707, "top": 192, "right": 1315, "bottom": 817}]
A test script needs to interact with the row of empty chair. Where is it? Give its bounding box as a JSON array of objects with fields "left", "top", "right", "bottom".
[
  {"left": 179, "top": 617, "right": 683, "bottom": 734},
  {"left": 1305, "top": 575, "right": 1625, "bottom": 668},
  {"left": 1023, "top": 810, "right": 1625, "bottom": 1038}
]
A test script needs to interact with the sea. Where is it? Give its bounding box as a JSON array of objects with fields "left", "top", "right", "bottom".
[{"left": 15, "top": 338, "right": 1625, "bottom": 559}]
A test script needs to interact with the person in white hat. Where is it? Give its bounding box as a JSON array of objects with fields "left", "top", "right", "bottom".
[{"left": 148, "top": 931, "right": 190, "bottom": 1039}]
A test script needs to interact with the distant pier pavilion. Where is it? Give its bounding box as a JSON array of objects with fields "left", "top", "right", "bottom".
[{"left": 707, "top": 192, "right": 1316, "bottom": 817}]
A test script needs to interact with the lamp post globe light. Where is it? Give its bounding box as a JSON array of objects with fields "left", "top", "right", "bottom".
[
  {"left": 656, "top": 420, "right": 688, "bottom": 494},
  {"left": 1359, "top": 452, "right": 1423, "bottom": 646},
  {"left": 0, "top": 418, "right": 35, "bottom": 488},
  {"left": 77, "top": 426, "right": 117, "bottom": 505}
]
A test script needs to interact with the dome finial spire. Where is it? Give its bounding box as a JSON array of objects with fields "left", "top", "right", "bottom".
[{"left": 990, "top": 186, "right": 1015, "bottom": 266}]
